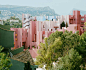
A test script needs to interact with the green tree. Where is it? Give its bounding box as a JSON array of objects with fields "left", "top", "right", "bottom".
[
  {"left": 66, "top": 22, "right": 68, "bottom": 28},
  {"left": 36, "top": 30, "right": 86, "bottom": 70},
  {"left": 3, "top": 16, "right": 22, "bottom": 28},
  {"left": 35, "top": 37, "right": 62, "bottom": 70},
  {"left": 75, "top": 32, "right": 86, "bottom": 68},
  {"left": 84, "top": 22, "right": 86, "bottom": 32},
  {"left": 79, "top": 32, "right": 86, "bottom": 58},
  {"left": 47, "top": 30, "right": 80, "bottom": 56},
  {"left": 0, "top": 46, "right": 12, "bottom": 70},
  {"left": 51, "top": 48, "right": 82, "bottom": 70},
  {"left": 60, "top": 21, "right": 65, "bottom": 29},
  {"left": 47, "top": 31, "right": 63, "bottom": 45}
]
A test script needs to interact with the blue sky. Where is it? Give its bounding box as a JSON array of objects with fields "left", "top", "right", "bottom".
[{"left": 0, "top": 0, "right": 86, "bottom": 15}]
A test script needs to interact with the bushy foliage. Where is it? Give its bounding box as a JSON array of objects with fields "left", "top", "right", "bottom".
[
  {"left": 36, "top": 30, "right": 86, "bottom": 70},
  {"left": 48, "top": 30, "right": 80, "bottom": 56},
  {"left": 0, "top": 46, "right": 12, "bottom": 70},
  {"left": 75, "top": 32, "right": 86, "bottom": 68},
  {"left": 47, "top": 31, "right": 63, "bottom": 45},
  {"left": 51, "top": 48, "right": 82, "bottom": 70},
  {"left": 78, "top": 32, "right": 86, "bottom": 58},
  {"left": 35, "top": 37, "right": 62, "bottom": 69},
  {"left": 3, "top": 16, "right": 22, "bottom": 28}
]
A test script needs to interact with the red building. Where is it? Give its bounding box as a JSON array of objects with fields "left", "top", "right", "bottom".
[{"left": 69, "top": 10, "right": 86, "bottom": 35}]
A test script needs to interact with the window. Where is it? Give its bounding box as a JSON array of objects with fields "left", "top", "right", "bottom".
[{"left": 81, "top": 18, "right": 84, "bottom": 21}]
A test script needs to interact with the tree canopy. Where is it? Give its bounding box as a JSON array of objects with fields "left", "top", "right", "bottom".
[{"left": 35, "top": 30, "right": 86, "bottom": 70}]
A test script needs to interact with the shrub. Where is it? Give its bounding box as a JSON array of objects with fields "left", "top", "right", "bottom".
[
  {"left": 51, "top": 48, "right": 82, "bottom": 70},
  {"left": 0, "top": 46, "right": 12, "bottom": 70}
]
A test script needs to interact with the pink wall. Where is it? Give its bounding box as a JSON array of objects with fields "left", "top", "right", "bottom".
[
  {"left": 10, "top": 10, "right": 86, "bottom": 58},
  {"left": 22, "top": 28, "right": 27, "bottom": 42},
  {"left": 26, "top": 29, "right": 30, "bottom": 48},
  {"left": 10, "top": 21, "right": 79, "bottom": 50},
  {"left": 57, "top": 24, "right": 77, "bottom": 34},
  {"left": 10, "top": 28, "right": 22, "bottom": 49},
  {"left": 69, "top": 10, "right": 86, "bottom": 35},
  {"left": 29, "top": 49, "right": 38, "bottom": 58}
]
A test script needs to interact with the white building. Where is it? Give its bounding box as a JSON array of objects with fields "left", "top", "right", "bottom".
[
  {"left": 10, "top": 20, "right": 21, "bottom": 26},
  {"left": 0, "top": 20, "right": 3, "bottom": 25},
  {"left": 10, "top": 20, "right": 19, "bottom": 23},
  {"left": 22, "top": 14, "right": 36, "bottom": 29}
]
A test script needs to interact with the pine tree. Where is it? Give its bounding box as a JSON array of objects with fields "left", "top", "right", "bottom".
[
  {"left": 51, "top": 48, "right": 82, "bottom": 70},
  {"left": 35, "top": 37, "right": 62, "bottom": 70}
]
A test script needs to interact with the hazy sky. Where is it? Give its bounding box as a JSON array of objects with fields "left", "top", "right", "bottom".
[{"left": 0, "top": 0, "right": 86, "bottom": 15}]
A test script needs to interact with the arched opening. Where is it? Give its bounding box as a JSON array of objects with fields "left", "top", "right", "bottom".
[{"left": 60, "top": 21, "right": 65, "bottom": 29}]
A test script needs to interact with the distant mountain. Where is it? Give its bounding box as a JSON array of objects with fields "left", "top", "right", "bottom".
[
  {"left": 69, "top": 8, "right": 86, "bottom": 16},
  {"left": 0, "top": 5, "right": 59, "bottom": 20}
]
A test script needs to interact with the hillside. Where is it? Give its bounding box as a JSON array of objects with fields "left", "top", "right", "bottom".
[
  {"left": 69, "top": 8, "right": 86, "bottom": 16},
  {"left": 0, "top": 5, "right": 59, "bottom": 20}
]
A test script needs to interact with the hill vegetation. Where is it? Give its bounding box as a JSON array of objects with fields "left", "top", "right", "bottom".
[
  {"left": 0, "top": 5, "right": 59, "bottom": 20},
  {"left": 0, "top": 24, "right": 13, "bottom": 30}
]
